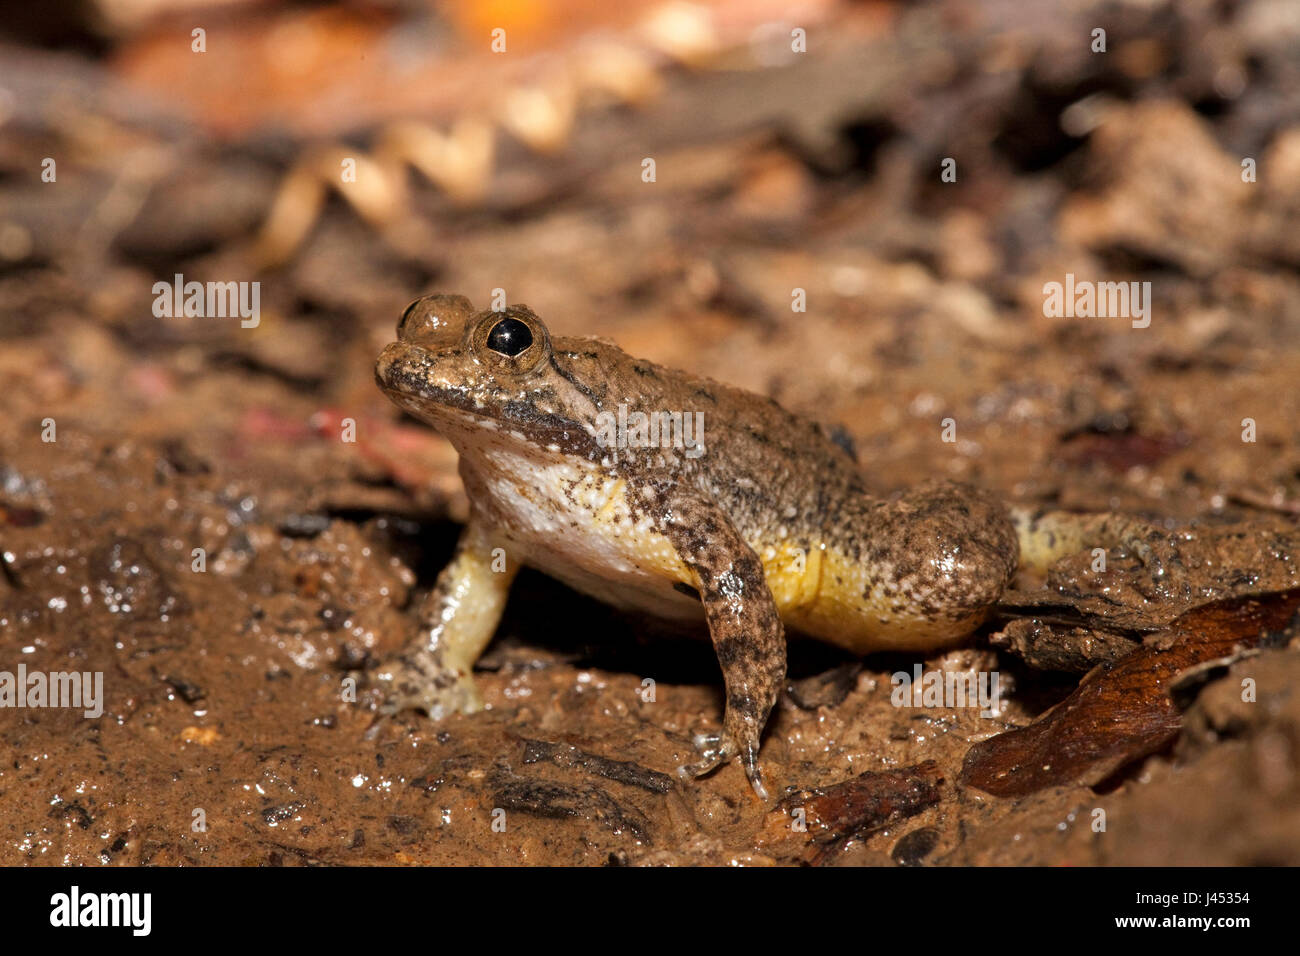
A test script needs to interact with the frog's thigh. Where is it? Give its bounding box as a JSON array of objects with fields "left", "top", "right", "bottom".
[
  {"left": 659, "top": 493, "right": 786, "bottom": 798},
  {"left": 416, "top": 519, "right": 518, "bottom": 672}
]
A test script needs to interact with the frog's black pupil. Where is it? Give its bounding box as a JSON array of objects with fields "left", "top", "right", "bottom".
[{"left": 487, "top": 317, "right": 532, "bottom": 357}]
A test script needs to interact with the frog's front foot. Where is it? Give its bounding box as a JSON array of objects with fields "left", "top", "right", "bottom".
[
  {"left": 677, "top": 729, "right": 769, "bottom": 801},
  {"left": 374, "top": 649, "right": 483, "bottom": 720}
]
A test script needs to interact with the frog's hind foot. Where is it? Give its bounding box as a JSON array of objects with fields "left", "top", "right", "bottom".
[
  {"left": 677, "top": 731, "right": 731, "bottom": 779},
  {"left": 373, "top": 649, "right": 484, "bottom": 720},
  {"left": 677, "top": 731, "right": 769, "bottom": 801}
]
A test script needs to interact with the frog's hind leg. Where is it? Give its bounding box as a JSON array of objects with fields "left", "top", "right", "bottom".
[
  {"left": 1011, "top": 506, "right": 1158, "bottom": 575},
  {"left": 376, "top": 519, "right": 518, "bottom": 718},
  {"left": 651, "top": 489, "right": 786, "bottom": 801}
]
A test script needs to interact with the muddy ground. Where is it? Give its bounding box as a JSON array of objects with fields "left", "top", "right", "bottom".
[{"left": 2, "top": 0, "right": 1300, "bottom": 865}]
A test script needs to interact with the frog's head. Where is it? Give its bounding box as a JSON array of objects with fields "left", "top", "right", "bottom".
[{"left": 376, "top": 294, "right": 603, "bottom": 454}]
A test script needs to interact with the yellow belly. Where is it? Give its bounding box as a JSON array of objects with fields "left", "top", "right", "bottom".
[
  {"left": 467, "top": 445, "right": 981, "bottom": 653},
  {"left": 755, "top": 540, "right": 987, "bottom": 654}
]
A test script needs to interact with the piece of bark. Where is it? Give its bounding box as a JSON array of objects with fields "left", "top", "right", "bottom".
[
  {"left": 491, "top": 768, "right": 653, "bottom": 844},
  {"left": 760, "top": 762, "right": 943, "bottom": 863},
  {"left": 786, "top": 661, "right": 864, "bottom": 710},
  {"left": 962, "top": 589, "right": 1300, "bottom": 797},
  {"left": 991, "top": 618, "right": 1141, "bottom": 672},
  {"left": 520, "top": 739, "right": 675, "bottom": 794}
]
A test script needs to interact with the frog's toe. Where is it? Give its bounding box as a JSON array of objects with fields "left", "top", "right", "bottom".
[
  {"left": 1122, "top": 532, "right": 1175, "bottom": 579},
  {"left": 681, "top": 749, "right": 733, "bottom": 780},
  {"left": 374, "top": 655, "right": 483, "bottom": 720},
  {"left": 676, "top": 737, "right": 732, "bottom": 781},
  {"left": 738, "top": 741, "right": 769, "bottom": 801},
  {"left": 677, "top": 732, "right": 769, "bottom": 800},
  {"left": 691, "top": 730, "right": 724, "bottom": 753}
]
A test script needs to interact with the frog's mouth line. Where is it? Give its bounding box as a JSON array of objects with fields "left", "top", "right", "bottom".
[
  {"left": 374, "top": 347, "right": 478, "bottom": 420},
  {"left": 375, "top": 345, "right": 604, "bottom": 459}
]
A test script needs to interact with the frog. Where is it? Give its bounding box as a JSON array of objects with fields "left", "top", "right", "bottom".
[{"left": 372, "top": 294, "right": 1110, "bottom": 799}]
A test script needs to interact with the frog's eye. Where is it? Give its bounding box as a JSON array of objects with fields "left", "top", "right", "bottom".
[
  {"left": 486, "top": 317, "right": 533, "bottom": 357},
  {"left": 397, "top": 300, "right": 424, "bottom": 338},
  {"left": 398, "top": 294, "right": 476, "bottom": 344},
  {"left": 471, "top": 306, "right": 550, "bottom": 374}
]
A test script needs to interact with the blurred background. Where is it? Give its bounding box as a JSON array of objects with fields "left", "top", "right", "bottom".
[
  {"left": 4, "top": 0, "right": 1300, "bottom": 508},
  {"left": 3, "top": 0, "right": 1300, "bottom": 865}
]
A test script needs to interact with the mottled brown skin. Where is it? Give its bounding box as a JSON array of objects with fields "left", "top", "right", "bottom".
[{"left": 374, "top": 295, "right": 1019, "bottom": 798}]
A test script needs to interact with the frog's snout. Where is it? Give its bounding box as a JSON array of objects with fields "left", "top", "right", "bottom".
[
  {"left": 375, "top": 341, "right": 466, "bottom": 418},
  {"left": 374, "top": 341, "right": 435, "bottom": 397},
  {"left": 373, "top": 342, "right": 405, "bottom": 391}
]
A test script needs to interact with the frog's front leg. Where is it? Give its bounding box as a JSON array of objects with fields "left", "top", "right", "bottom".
[
  {"left": 656, "top": 491, "right": 786, "bottom": 800},
  {"left": 376, "top": 519, "right": 517, "bottom": 719}
]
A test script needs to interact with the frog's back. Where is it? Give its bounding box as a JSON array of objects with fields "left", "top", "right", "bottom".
[
  {"left": 546, "top": 338, "right": 1016, "bottom": 653},
  {"left": 548, "top": 334, "right": 869, "bottom": 525},
  {"left": 681, "top": 386, "right": 1015, "bottom": 652}
]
